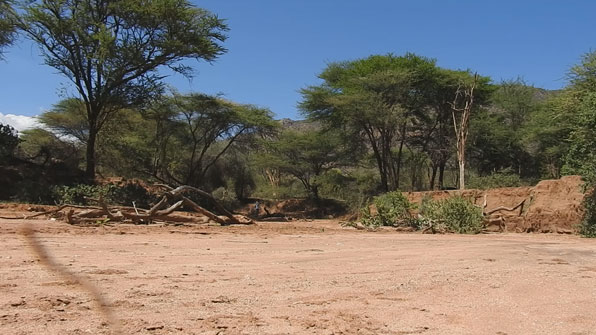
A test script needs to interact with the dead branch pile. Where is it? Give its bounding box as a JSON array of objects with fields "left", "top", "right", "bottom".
[{"left": 2, "top": 185, "right": 253, "bottom": 226}]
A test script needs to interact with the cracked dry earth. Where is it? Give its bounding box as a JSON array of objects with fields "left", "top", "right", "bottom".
[{"left": 1, "top": 218, "right": 596, "bottom": 335}]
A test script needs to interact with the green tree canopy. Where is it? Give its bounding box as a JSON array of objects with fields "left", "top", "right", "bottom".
[
  {"left": 0, "top": 0, "right": 17, "bottom": 59},
  {"left": 470, "top": 79, "right": 542, "bottom": 178},
  {"left": 18, "top": 0, "right": 228, "bottom": 180},
  {"left": 258, "top": 129, "right": 350, "bottom": 200},
  {"left": 563, "top": 51, "right": 596, "bottom": 183},
  {"left": 559, "top": 50, "right": 596, "bottom": 237},
  {"left": 301, "top": 53, "right": 492, "bottom": 191},
  {"left": 38, "top": 98, "right": 88, "bottom": 143},
  {"left": 300, "top": 53, "right": 440, "bottom": 192},
  {"left": 149, "top": 93, "right": 276, "bottom": 188}
]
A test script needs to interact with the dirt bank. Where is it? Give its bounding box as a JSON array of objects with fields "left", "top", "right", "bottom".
[
  {"left": 1, "top": 219, "right": 596, "bottom": 335},
  {"left": 405, "top": 175, "right": 585, "bottom": 233}
]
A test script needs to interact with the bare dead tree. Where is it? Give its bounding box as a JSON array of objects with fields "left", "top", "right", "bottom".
[{"left": 450, "top": 73, "right": 478, "bottom": 190}]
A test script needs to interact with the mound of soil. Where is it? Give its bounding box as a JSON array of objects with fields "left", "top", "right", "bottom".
[{"left": 405, "top": 175, "right": 585, "bottom": 233}]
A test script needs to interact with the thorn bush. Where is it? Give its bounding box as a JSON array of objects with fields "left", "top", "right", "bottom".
[
  {"left": 360, "top": 191, "right": 417, "bottom": 228},
  {"left": 420, "top": 196, "right": 484, "bottom": 234}
]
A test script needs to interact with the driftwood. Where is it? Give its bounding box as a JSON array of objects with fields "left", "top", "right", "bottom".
[
  {"left": 157, "top": 185, "right": 240, "bottom": 223},
  {"left": 1, "top": 185, "right": 252, "bottom": 226},
  {"left": 0, "top": 204, "right": 101, "bottom": 220},
  {"left": 481, "top": 198, "right": 526, "bottom": 233},
  {"left": 485, "top": 199, "right": 526, "bottom": 216}
]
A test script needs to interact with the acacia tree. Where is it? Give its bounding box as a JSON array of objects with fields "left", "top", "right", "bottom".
[
  {"left": 38, "top": 98, "right": 89, "bottom": 143},
  {"left": 300, "top": 53, "right": 437, "bottom": 192},
  {"left": 18, "top": 0, "right": 228, "bottom": 180},
  {"left": 259, "top": 129, "right": 349, "bottom": 200},
  {"left": 0, "top": 0, "right": 17, "bottom": 58},
  {"left": 154, "top": 94, "right": 276, "bottom": 188},
  {"left": 559, "top": 50, "right": 596, "bottom": 237}
]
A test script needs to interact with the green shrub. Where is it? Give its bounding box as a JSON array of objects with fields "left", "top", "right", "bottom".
[
  {"left": 107, "top": 182, "right": 159, "bottom": 208},
  {"left": 319, "top": 168, "right": 379, "bottom": 211},
  {"left": 360, "top": 191, "right": 416, "bottom": 228},
  {"left": 212, "top": 186, "right": 239, "bottom": 210},
  {"left": 467, "top": 170, "right": 524, "bottom": 189},
  {"left": 420, "top": 196, "right": 484, "bottom": 234},
  {"left": 579, "top": 189, "right": 596, "bottom": 237},
  {"left": 51, "top": 181, "right": 158, "bottom": 207},
  {"left": 11, "top": 180, "right": 56, "bottom": 204},
  {"left": 0, "top": 123, "right": 19, "bottom": 160},
  {"left": 51, "top": 184, "right": 114, "bottom": 205}
]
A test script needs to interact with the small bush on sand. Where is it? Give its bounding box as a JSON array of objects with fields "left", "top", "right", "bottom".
[
  {"left": 420, "top": 196, "right": 484, "bottom": 234},
  {"left": 360, "top": 191, "right": 416, "bottom": 228}
]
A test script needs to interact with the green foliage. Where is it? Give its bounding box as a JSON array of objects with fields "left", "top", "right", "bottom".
[
  {"left": 38, "top": 99, "right": 88, "bottom": 143},
  {"left": 19, "top": 0, "right": 229, "bottom": 178},
  {"left": 300, "top": 53, "right": 439, "bottom": 192},
  {"left": 149, "top": 93, "right": 275, "bottom": 188},
  {"left": 19, "top": 127, "right": 82, "bottom": 167},
  {"left": 317, "top": 167, "right": 379, "bottom": 210},
  {"left": 561, "top": 51, "right": 596, "bottom": 237},
  {"left": 301, "top": 53, "right": 493, "bottom": 192},
  {"left": 360, "top": 191, "right": 416, "bottom": 228},
  {"left": 490, "top": 79, "right": 538, "bottom": 131},
  {"left": 467, "top": 169, "right": 525, "bottom": 190},
  {"left": 51, "top": 184, "right": 112, "bottom": 205},
  {"left": 51, "top": 182, "right": 158, "bottom": 207},
  {"left": 211, "top": 186, "right": 239, "bottom": 210},
  {"left": 563, "top": 91, "right": 596, "bottom": 184},
  {"left": 258, "top": 129, "right": 350, "bottom": 200},
  {"left": 0, "top": 0, "right": 17, "bottom": 58},
  {"left": 10, "top": 179, "right": 56, "bottom": 204},
  {"left": 107, "top": 182, "right": 160, "bottom": 208},
  {"left": 469, "top": 79, "right": 545, "bottom": 179},
  {"left": 524, "top": 91, "right": 574, "bottom": 179},
  {"left": 420, "top": 196, "right": 484, "bottom": 234},
  {"left": 579, "top": 190, "right": 596, "bottom": 237},
  {"left": 0, "top": 123, "right": 19, "bottom": 160}
]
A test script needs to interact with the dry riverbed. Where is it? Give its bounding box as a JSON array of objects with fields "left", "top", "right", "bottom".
[{"left": 1, "top": 218, "right": 595, "bottom": 334}]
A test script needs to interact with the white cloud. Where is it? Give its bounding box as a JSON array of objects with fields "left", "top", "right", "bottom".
[{"left": 0, "top": 113, "right": 41, "bottom": 133}]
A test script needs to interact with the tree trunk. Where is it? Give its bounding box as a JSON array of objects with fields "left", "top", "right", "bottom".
[
  {"left": 430, "top": 164, "right": 438, "bottom": 190},
  {"left": 458, "top": 150, "right": 465, "bottom": 190},
  {"left": 311, "top": 184, "right": 320, "bottom": 202},
  {"left": 363, "top": 125, "right": 389, "bottom": 192},
  {"left": 85, "top": 127, "right": 97, "bottom": 181},
  {"left": 394, "top": 135, "right": 405, "bottom": 191},
  {"left": 438, "top": 161, "right": 446, "bottom": 189},
  {"left": 451, "top": 74, "right": 478, "bottom": 191}
]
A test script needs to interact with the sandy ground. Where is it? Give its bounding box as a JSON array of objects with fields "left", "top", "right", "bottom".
[{"left": 1, "top": 218, "right": 596, "bottom": 335}]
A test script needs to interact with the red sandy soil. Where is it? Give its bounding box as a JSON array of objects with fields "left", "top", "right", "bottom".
[
  {"left": 405, "top": 175, "right": 586, "bottom": 233},
  {"left": 1, "top": 217, "right": 596, "bottom": 335}
]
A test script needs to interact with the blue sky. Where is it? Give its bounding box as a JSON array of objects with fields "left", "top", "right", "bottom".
[{"left": 1, "top": 0, "right": 595, "bottom": 126}]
